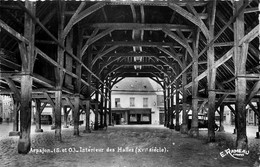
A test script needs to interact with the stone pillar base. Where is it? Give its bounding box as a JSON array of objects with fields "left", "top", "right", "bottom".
[
  {"left": 180, "top": 125, "right": 188, "bottom": 134},
  {"left": 9, "top": 131, "right": 20, "bottom": 136},
  {"left": 169, "top": 124, "right": 175, "bottom": 129},
  {"left": 83, "top": 129, "right": 92, "bottom": 133},
  {"left": 35, "top": 129, "right": 43, "bottom": 133},
  {"left": 189, "top": 127, "right": 199, "bottom": 137},
  {"left": 175, "top": 125, "right": 181, "bottom": 131}
]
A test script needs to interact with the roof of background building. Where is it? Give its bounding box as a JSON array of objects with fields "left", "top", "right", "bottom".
[{"left": 112, "top": 77, "right": 163, "bottom": 95}]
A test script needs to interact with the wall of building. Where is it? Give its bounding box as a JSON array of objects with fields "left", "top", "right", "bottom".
[{"left": 112, "top": 93, "right": 160, "bottom": 124}]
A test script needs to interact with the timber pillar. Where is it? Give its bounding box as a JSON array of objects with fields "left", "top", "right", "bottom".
[
  {"left": 175, "top": 80, "right": 180, "bottom": 131},
  {"left": 73, "top": 95, "right": 80, "bottom": 136},
  {"left": 35, "top": 99, "right": 43, "bottom": 133},
  {"left": 219, "top": 105, "right": 225, "bottom": 132},
  {"left": 18, "top": 0, "right": 35, "bottom": 154},
  {"left": 83, "top": 100, "right": 91, "bottom": 133},
  {"left": 234, "top": 0, "right": 248, "bottom": 150},
  {"left": 9, "top": 98, "right": 20, "bottom": 136},
  {"left": 180, "top": 52, "right": 188, "bottom": 134},
  {"left": 54, "top": 90, "right": 62, "bottom": 141},
  {"left": 63, "top": 106, "right": 69, "bottom": 128}
]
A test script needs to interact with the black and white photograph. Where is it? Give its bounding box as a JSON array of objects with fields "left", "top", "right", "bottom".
[{"left": 0, "top": 0, "right": 259, "bottom": 166}]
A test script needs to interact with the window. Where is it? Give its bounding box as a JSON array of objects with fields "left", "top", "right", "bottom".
[
  {"left": 130, "top": 97, "right": 135, "bottom": 107},
  {"left": 143, "top": 98, "right": 148, "bottom": 107},
  {"left": 115, "top": 98, "right": 120, "bottom": 108}
]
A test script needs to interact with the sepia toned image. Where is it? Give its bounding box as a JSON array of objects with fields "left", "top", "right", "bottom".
[{"left": 0, "top": 0, "right": 259, "bottom": 166}]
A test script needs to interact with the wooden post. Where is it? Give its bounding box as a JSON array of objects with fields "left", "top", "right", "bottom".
[
  {"left": 163, "top": 81, "right": 167, "bottom": 127},
  {"left": 170, "top": 84, "right": 174, "bottom": 129},
  {"left": 167, "top": 81, "right": 171, "bottom": 128},
  {"left": 104, "top": 82, "right": 108, "bottom": 127},
  {"left": 73, "top": 95, "right": 80, "bottom": 136},
  {"left": 256, "top": 101, "right": 260, "bottom": 139},
  {"left": 189, "top": 29, "right": 199, "bottom": 137},
  {"left": 108, "top": 81, "right": 112, "bottom": 126},
  {"left": 54, "top": 90, "right": 62, "bottom": 141},
  {"left": 18, "top": 0, "right": 35, "bottom": 154},
  {"left": 234, "top": 0, "right": 248, "bottom": 150},
  {"left": 207, "top": 1, "right": 217, "bottom": 142},
  {"left": 175, "top": 78, "right": 180, "bottom": 131},
  {"left": 83, "top": 100, "right": 91, "bottom": 133},
  {"left": 63, "top": 106, "right": 69, "bottom": 128},
  {"left": 35, "top": 99, "right": 43, "bottom": 132},
  {"left": 100, "top": 82, "right": 104, "bottom": 127},
  {"left": 181, "top": 51, "right": 188, "bottom": 134},
  {"left": 64, "top": 31, "right": 73, "bottom": 88},
  {"left": 9, "top": 98, "right": 20, "bottom": 136},
  {"left": 94, "top": 82, "right": 99, "bottom": 130},
  {"left": 219, "top": 104, "right": 225, "bottom": 132}
]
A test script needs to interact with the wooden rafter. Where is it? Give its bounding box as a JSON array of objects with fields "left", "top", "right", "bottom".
[
  {"left": 245, "top": 81, "right": 260, "bottom": 105},
  {"left": 88, "top": 23, "right": 194, "bottom": 31},
  {"left": 168, "top": 3, "right": 209, "bottom": 38}
]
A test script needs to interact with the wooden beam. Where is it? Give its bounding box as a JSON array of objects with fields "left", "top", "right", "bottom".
[
  {"left": 44, "top": 92, "right": 55, "bottom": 108},
  {"left": 81, "top": 28, "right": 114, "bottom": 57},
  {"left": 162, "top": 28, "right": 193, "bottom": 57},
  {"left": 4, "top": 78, "right": 21, "bottom": 101},
  {"left": 73, "top": 2, "right": 106, "bottom": 25},
  {"left": 91, "top": 45, "right": 119, "bottom": 66},
  {"left": 87, "top": 23, "right": 194, "bottom": 31},
  {"left": 239, "top": 24, "right": 259, "bottom": 45},
  {"left": 245, "top": 81, "right": 260, "bottom": 105},
  {"left": 63, "top": 2, "right": 86, "bottom": 38},
  {"left": 16, "top": 0, "right": 104, "bottom": 88},
  {"left": 186, "top": 4, "right": 209, "bottom": 39},
  {"left": 244, "top": 7, "right": 259, "bottom": 13},
  {"left": 169, "top": 3, "right": 209, "bottom": 38},
  {"left": 0, "top": 19, "right": 29, "bottom": 44}
]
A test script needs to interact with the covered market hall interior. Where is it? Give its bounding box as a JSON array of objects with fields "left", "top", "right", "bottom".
[{"left": 0, "top": 0, "right": 259, "bottom": 154}]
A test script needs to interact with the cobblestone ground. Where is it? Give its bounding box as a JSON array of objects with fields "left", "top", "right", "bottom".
[{"left": 0, "top": 124, "right": 259, "bottom": 167}]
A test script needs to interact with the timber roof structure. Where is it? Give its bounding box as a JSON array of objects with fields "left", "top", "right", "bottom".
[{"left": 0, "top": 0, "right": 259, "bottom": 104}]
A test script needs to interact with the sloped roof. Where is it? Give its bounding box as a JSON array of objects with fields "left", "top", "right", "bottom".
[{"left": 112, "top": 77, "right": 162, "bottom": 94}]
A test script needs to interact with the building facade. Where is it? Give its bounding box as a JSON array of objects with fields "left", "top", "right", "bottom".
[{"left": 111, "top": 78, "right": 163, "bottom": 125}]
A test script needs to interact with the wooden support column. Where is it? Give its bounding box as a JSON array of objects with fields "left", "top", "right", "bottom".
[
  {"left": 234, "top": 0, "right": 248, "bottom": 150},
  {"left": 9, "top": 98, "right": 20, "bottom": 136},
  {"left": 181, "top": 51, "right": 188, "bottom": 134},
  {"left": 35, "top": 99, "right": 43, "bottom": 132},
  {"left": 18, "top": 0, "right": 35, "bottom": 154},
  {"left": 256, "top": 102, "right": 260, "bottom": 139},
  {"left": 163, "top": 82, "right": 167, "bottom": 127},
  {"left": 207, "top": 0, "right": 217, "bottom": 142},
  {"left": 73, "top": 95, "right": 80, "bottom": 136},
  {"left": 167, "top": 81, "right": 174, "bottom": 129},
  {"left": 104, "top": 81, "right": 108, "bottom": 127},
  {"left": 100, "top": 82, "right": 104, "bottom": 127},
  {"left": 63, "top": 106, "right": 70, "bottom": 128},
  {"left": 189, "top": 29, "right": 199, "bottom": 137},
  {"left": 54, "top": 90, "right": 62, "bottom": 141},
  {"left": 53, "top": 1, "right": 65, "bottom": 141},
  {"left": 219, "top": 104, "right": 225, "bottom": 132},
  {"left": 83, "top": 100, "right": 91, "bottom": 133},
  {"left": 175, "top": 78, "right": 180, "bottom": 131},
  {"left": 108, "top": 80, "right": 112, "bottom": 126},
  {"left": 94, "top": 83, "right": 99, "bottom": 130},
  {"left": 64, "top": 31, "right": 73, "bottom": 88}
]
